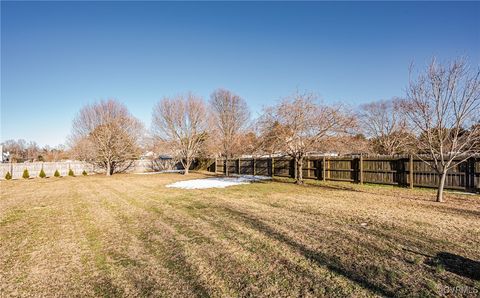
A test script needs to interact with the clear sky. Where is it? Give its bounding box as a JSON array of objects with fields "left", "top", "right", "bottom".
[{"left": 1, "top": 1, "right": 479, "bottom": 147}]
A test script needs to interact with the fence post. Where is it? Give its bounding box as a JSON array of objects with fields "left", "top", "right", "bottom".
[
  {"left": 409, "top": 155, "right": 414, "bottom": 189},
  {"left": 466, "top": 157, "right": 475, "bottom": 191},
  {"left": 271, "top": 157, "right": 275, "bottom": 177},
  {"left": 476, "top": 158, "right": 479, "bottom": 193},
  {"left": 238, "top": 158, "right": 241, "bottom": 175},
  {"left": 359, "top": 155, "right": 363, "bottom": 184},
  {"left": 307, "top": 158, "right": 310, "bottom": 179},
  {"left": 293, "top": 158, "right": 297, "bottom": 179},
  {"left": 322, "top": 156, "right": 326, "bottom": 181},
  {"left": 253, "top": 158, "right": 256, "bottom": 176}
]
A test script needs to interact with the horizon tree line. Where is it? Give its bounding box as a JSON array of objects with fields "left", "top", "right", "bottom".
[{"left": 2, "top": 57, "right": 479, "bottom": 202}]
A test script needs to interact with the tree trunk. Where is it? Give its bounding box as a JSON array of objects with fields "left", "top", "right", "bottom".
[
  {"left": 225, "top": 157, "right": 229, "bottom": 176},
  {"left": 184, "top": 160, "right": 190, "bottom": 175},
  {"left": 106, "top": 162, "right": 111, "bottom": 176},
  {"left": 436, "top": 170, "right": 447, "bottom": 202},
  {"left": 295, "top": 156, "right": 304, "bottom": 185},
  {"left": 293, "top": 157, "right": 298, "bottom": 181}
]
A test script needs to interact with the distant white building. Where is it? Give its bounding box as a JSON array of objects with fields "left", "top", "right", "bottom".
[{"left": 1, "top": 146, "right": 11, "bottom": 163}]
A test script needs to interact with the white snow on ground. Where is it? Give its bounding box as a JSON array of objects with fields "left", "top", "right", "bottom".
[{"left": 166, "top": 175, "right": 271, "bottom": 189}]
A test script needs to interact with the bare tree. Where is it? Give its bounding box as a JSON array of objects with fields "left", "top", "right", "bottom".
[
  {"left": 152, "top": 93, "right": 208, "bottom": 174},
  {"left": 70, "top": 99, "right": 143, "bottom": 176},
  {"left": 25, "top": 141, "right": 40, "bottom": 161},
  {"left": 401, "top": 58, "right": 480, "bottom": 202},
  {"left": 359, "top": 99, "right": 412, "bottom": 155},
  {"left": 210, "top": 88, "right": 250, "bottom": 176},
  {"left": 259, "top": 90, "right": 355, "bottom": 184},
  {"left": 1, "top": 139, "right": 27, "bottom": 162}
]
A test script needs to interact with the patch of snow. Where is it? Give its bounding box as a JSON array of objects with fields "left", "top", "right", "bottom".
[
  {"left": 166, "top": 175, "right": 271, "bottom": 189},
  {"left": 445, "top": 191, "right": 479, "bottom": 196}
]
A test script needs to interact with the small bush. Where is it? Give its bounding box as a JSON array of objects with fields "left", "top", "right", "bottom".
[
  {"left": 54, "top": 170, "right": 61, "bottom": 177},
  {"left": 22, "top": 169, "right": 30, "bottom": 179},
  {"left": 5, "top": 171, "right": 12, "bottom": 180},
  {"left": 68, "top": 169, "right": 75, "bottom": 177},
  {"left": 39, "top": 168, "right": 46, "bottom": 178},
  {"left": 82, "top": 170, "right": 88, "bottom": 176}
]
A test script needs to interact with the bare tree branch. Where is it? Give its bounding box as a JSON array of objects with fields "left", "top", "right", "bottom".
[{"left": 401, "top": 57, "right": 480, "bottom": 202}]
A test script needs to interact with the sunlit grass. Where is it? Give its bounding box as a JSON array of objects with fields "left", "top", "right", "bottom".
[{"left": 1, "top": 173, "right": 479, "bottom": 296}]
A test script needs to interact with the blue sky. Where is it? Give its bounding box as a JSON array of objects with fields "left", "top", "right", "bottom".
[{"left": 2, "top": 1, "right": 479, "bottom": 146}]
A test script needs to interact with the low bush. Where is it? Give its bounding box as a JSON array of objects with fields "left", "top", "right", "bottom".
[
  {"left": 5, "top": 171, "right": 12, "bottom": 180},
  {"left": 54, "top": 170, "right": 61, "bottom": 177},
  {"left": 22, "top": 169, "right": 30, "bottom": 179},
  {"left": 39, "top": 168, "right": 46, "bottom": 178},
  {"left": 68, "top": 169, "right": 75, "bottom": 177},
  {"left": 82, "top": 170, "right": 88, "bottom": 176}
]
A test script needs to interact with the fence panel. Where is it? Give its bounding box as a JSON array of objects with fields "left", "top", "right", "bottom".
[
  {"left": 0, "top": 161, "right": 95, "bottom": 179},
  {"left": 327, "top": 158, "right": 356, "bottom": 182},
  {"left": 226, "top": 159, "right": 237, "bottom": 175},
  {"left": 363, "top": 157, "right": 405, "bottom": 185},
  {"left": 240, "top": 159, "right": 254, "bottom": 175},
  {"left": 255, "top": 158, "right": 271, "bottom": 176},
  {"left": 302, "top": 158, "right": 318, "bottom": 179},
  {"left": 273, "top": 158, "right": 291, "bottom": 177}
]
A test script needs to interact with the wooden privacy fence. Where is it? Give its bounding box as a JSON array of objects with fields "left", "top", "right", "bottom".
[{"left": 210, "top": 155, "right": 480, "bottom": 193}]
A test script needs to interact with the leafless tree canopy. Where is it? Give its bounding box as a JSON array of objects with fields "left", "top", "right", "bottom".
[
  {"left": 259, "top": 90, "right": 355, "bottom": 183},
  {"left": 359, "top": 99, "right": 412, "bottom": 155},
  {"left": 317, "top": 134, "right": 372, "bottom": 155},
  {"left": 151, "top": 93, "right": 208, "bottom": 174},
  {"left": 401, "top": 58, "right": 480, "bottom": 202},
  {"left": 210, "top": 88, "right": 250, "bottom": 175},
  {"left": 1, "top": 139, "right": 68, "bottom": 162},
  {"left": 70, "top": 99, "right": 143, "bottom": 176}
]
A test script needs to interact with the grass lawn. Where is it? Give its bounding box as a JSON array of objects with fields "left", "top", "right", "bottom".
[{"left": 1, "top": 173, "right": 479, "bottom": 297}]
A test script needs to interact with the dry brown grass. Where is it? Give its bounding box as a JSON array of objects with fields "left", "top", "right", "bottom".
[{"left": 1, "top": 173, "right": 479, "bottom": 297}]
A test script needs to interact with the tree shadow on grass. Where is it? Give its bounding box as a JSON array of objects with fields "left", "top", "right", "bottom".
[
  {"left": 429, "top": 205, "right": 480, "bottom": 219},
  {"left": 428, "top": 252, "right": 480, "bottom": 281},
  {"left": 269, "top": 177, "right": 366, "bottom": 193},
  {"left": 220, "top": 206, "right": 397, "bottom": 297}
]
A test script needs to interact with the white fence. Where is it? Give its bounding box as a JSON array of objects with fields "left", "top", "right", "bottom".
[
  {"left": 0, "top": 159, "right": 181, "bottom": 180},
  {"left": 0, "top": 161, "right": 94, "bottom": 179}
]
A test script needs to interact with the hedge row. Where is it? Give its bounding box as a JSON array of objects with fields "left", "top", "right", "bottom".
[{"left": 4, "top": 169, "right": 89, "bottom": 180}]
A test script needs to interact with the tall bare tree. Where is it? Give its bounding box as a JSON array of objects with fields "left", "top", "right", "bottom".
[
  {"left": 259, "top": 90, "right": 355, "bottom": 184},
  {"left": 70, "top": 99, "right": 143, "bottom": 176},
  {"left": 152, "top": 93, "right": 208, "bottom": 174},
  {"left": 359, "top": 99, "right": 412, "bottom": 155},
  {"left": 210, "top": 88, "right": 250, "bottom": 176},
  {"left": 401, "top": 58, "right": 480, "bottom": 202}
]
